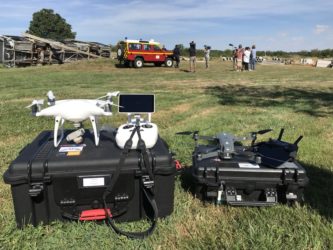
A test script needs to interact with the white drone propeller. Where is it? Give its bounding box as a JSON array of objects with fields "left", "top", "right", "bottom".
[
  {"left": 101, "top": 101, "right": 123, "bottom": 108},
  {"left": 97, "top": 91, "right": 123, "bottom": 110},
  {"left": 25, "top": 99, "right": 44, "bottom": 108},
  {"left": 97, "top": 91, "right": 120, "bottom": 100}
]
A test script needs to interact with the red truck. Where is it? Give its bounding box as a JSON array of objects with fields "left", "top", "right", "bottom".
[{"left": 117, "top": 39, "right": 174, "bottom": 68}]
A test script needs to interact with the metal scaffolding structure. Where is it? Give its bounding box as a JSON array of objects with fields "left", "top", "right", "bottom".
[
  {"left": 0, "top": 33, "right": 111, "bottom": 67},
  {"left": 0, "top": 35, "right": 35, "bottom": 67}
]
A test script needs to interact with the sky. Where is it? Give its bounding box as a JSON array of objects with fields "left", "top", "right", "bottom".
[{"left": 0, "top": 0, "right": 332, "bottom": 51}]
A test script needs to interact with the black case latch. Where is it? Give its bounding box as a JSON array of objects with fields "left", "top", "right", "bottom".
[
  {"left": 28, "top": 182, "right": 44, "bottom": 197},
  {"left": 142, "top": 175, "right": 154, "bottom": 189}
]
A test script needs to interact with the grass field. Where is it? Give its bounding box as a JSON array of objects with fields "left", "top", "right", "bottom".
[{"left": 0, "top": 59, "right": 333, "bottom": 249}]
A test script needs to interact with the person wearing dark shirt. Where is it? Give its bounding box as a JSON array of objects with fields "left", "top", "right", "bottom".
[
  {"left": 250, "top": 45, "right": 257, "bottom": 71},
  {"left": 189, "top": 41, "right": 196, "bottom": 72},
  {"left": 173, "top": 45, "right": 181, "bottom": 68}
]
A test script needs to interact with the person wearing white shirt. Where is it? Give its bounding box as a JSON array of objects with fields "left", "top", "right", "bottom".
[{"left": 243, "top": 47, "right": 251, "bottom": 71}]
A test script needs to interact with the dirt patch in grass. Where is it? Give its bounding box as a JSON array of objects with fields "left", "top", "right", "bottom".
[
  {"left": 0, "top": 136, "right": 26, "bottom": 148},
  {"left": 155, "top": 102, "right": 194, "bottom": 119},
  {"left": 158, "top": 79, "right": 226, "bottom": 91},
  {"left": 184, "top": 106, "right": 220, "bottom": 121},
  {"left": 59, "top": 60, "right": 116, "bottom": 72}
]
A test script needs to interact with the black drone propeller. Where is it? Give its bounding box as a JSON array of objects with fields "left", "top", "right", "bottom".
[
  {"left": 250, "top": 128, "right": 272, "bottom": 146},
  {"left": 175, "top": 130, "right": 199, "bottom": 136},
  {"left": 252, "top": 129, "right": 272, "bottom": 135},
  {"left": 176, "top": 130, "right": 216, "bottom": 144},
  {"left": 176, "top": 125, "right": 213, "bottom": 136}
]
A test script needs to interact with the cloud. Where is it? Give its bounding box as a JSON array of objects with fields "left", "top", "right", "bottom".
[
  {"left": 71, "top": 0, "right": 333, "bottom": 22},
  {"left": 314, "top": 25, "right": 329, "bottom": 34},
  {"left": 278, "top": 32, "right": 288, "bottom": 38},
  {"left": 291, "top": 36, "right": 304, "bottom": 42}
]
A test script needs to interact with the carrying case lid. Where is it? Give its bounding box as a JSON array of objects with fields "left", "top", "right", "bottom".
[
  {"left": 192, "top": 154, "right": 308, "bottom": 187},
  {"left": 4, "top": 130, "right": 175, "bottom": 185}
]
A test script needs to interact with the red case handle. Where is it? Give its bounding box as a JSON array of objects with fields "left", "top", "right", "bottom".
[
  {"left": 174, "top": 160, "right": 182, "bottom": 170},
  {"left": 79, "top": 209, "right": 112, "bottom": 221}
]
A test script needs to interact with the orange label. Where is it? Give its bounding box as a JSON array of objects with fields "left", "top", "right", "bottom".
[{"left": 67, "top": 151, "right": 81, "bottom": 156}]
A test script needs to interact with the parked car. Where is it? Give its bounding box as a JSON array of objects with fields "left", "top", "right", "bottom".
[{"left": 117, "top": 39, "right": 173, "bottom": 68}]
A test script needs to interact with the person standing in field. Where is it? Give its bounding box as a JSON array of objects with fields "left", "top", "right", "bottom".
[
  {"left": 173, "top": 45, "right": 181, "bottom": 68},
  {"left": 233, "top": 47, "right": 238, "bottom": 70},
  {"left": 250, "top": 44, "right": 257, "bottom": 71},
  {"left": 189, "top": 41, "right": 196, "bottom": 72},
  {"left": 236, "top": 44, "right": 244, "bottom": 71},
  {"left": 243, "top": 47, "right": 251, "bottom": 71},
  {"left": 204, "top": 45, "right": 211, "bottom": 68}
]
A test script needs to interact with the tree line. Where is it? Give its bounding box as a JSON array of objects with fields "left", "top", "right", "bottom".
[{"left": 175, "top": 46, "right": 333, "bottom": 58}]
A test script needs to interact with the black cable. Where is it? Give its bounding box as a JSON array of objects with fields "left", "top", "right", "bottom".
[{"left": 102, "top": 125, "right": 158, "bottom": 239}]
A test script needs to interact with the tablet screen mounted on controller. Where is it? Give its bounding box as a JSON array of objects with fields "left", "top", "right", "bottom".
[{"left": 118, "top": 94, "right": 155, "bottom": 114}]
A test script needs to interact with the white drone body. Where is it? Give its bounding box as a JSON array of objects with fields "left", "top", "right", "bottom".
[{"left": 27, "top": 91, "right": 119, "bottom": 147}]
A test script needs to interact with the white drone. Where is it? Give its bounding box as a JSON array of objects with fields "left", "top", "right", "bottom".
[{"left": 27, "top": 90, "right": 119, "bottom": 147}]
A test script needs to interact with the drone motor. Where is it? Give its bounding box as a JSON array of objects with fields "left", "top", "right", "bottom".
[
  {"left": 26, "top": 99, "right": 44, "bottom": 115},
  {"left": 47, "top": 90, "right": 56, "bottom": 106}
]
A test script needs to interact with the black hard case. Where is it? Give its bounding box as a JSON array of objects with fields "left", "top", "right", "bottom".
[
  {"left": 3, "top": 130, "right": 175, "bottom": 227},
  {"left": 191, "top": 146, "right": 308, "bottom": 206}
]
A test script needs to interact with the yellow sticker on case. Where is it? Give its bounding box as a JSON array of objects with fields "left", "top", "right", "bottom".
[{"left": 67, "top": 151, "right": 81, "bottom": 156}]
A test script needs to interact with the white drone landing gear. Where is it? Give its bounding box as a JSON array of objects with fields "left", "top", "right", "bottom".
[
  {"left": 54, "top": 117, "right": 101, "bottom": 147},
  {"left": 116, "top": 113, "right": 158, "bottom": 149},
  {"left": 54, "top": 115, "right": 65, "bottom": 147}
]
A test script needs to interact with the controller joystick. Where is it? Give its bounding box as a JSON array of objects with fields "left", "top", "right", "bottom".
[
  {"left": 123, "top": 125, "right": 134, "bottom": 129},
  {"left": 142, "top": 124, "right": 153, "bottom": 129}
]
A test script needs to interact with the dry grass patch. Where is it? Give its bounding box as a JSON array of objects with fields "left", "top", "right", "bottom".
[
  {"left": 168, "top": 106, "right": 221, "bottom": 128},
  {"left": 155, "top": 102, "right": 195, "bottom": 120},
  {"left": 0, "top": 137, "right": 24, "bottom": 148}
]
